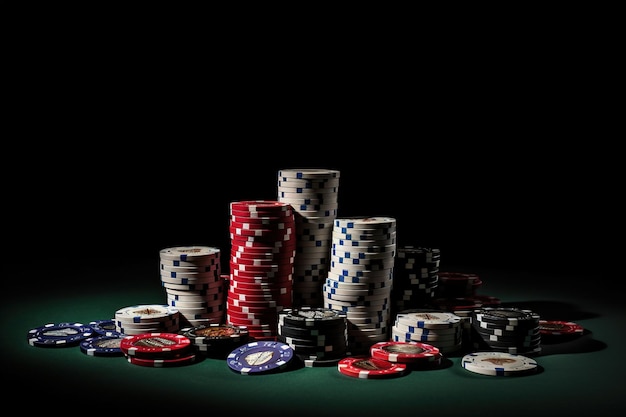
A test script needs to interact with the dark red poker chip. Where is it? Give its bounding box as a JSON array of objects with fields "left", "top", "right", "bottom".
[
  {"left": 120, "top": 332, "right": 192, "bottom": 358},
  {"left": 538, "top": 320, "right": 584, "bottom": 336},
  {"left": 370, "top": 341, "right": 440, "bottom": 363},
  {"left": 338, "top": 356, "right": 408, "bottom": 379}
]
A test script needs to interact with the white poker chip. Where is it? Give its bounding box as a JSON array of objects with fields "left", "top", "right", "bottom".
[
  {"left": 159, "top": 246, "right": 221, "bottom": 262},
  {"left": 395, "top": 311, "right": 462, "bottom": 329},
  {"left": 115, "top": 304, "right": 179, "bottom": 323},
  {"left": 334, "top": 217, "right": 397, "bottom": 230},
  {"left": 278, "top": 168, "right": 341, "bottom": 179},
  {"left": 461, "top": 351, "right": 538, "bottom": 376}
]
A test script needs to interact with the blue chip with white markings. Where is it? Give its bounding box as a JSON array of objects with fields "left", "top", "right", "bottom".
[
  {"left": 227, "top": 341, "right": 294, "bottom": 375},
  {"left": 80, "top": 335, "right": 125, "bottom": 357},
  {"left": 27, "top": 322, "right": 94, "bottom": 347}
]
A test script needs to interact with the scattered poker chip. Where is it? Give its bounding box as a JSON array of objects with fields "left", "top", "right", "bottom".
[
  {"left": 369, "top": 341, "right": 440, "bottom": 363},
  {"left": 27, "top": 322, "right": 94, "bottom": 347},
  {"left": 337, "top": 356, "right": 408, "bottom": 379},
  {"left": 120, "top": 333, "right": 192, "bottom": 359},
  {"left": 461, "top": 351, "right": 538, "bottom": 376},
  {"left": 80, "top": 335, "right": 125, "bottom": 357},
  {"left": 227, "top": 340, "right": 294, "bottom": 375},
  {"left": 538, "top": 320, "right": 584, "bottom": 336}
]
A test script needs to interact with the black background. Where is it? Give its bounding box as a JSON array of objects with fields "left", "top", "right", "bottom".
[
  {"left": 3, "top": 142, "right": 618, "bottom": 281},
  {"left": 2, "top": 13, "right": 621, "bottom": 285}
]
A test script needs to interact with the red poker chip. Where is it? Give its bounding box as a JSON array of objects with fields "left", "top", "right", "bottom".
[
  {"left": 229, "top": 219, "right": 295, "bottom": 230},
  {"left": 224, "top": 308, "right": 281, "bottom": 323},
  {"left": 226, "top": 301, "right": 284, "bottom": 315},
  {"left": 230, "top": 214, "right": 291, "bottom": 224},
  {"left": 228, "top": 283, "right": 291, "bottom": 296},
  {"left": 337, "top": 356, "right": 407, "bottom": 379},
  {"left": 120, "top": 333, "right": 192, "bottom": 359},
  {"left": 538, "top": 320, "right": 584, "bottom": 336},
  {"left": 227, "top": 290, "right": 292, "bottom": 305},
  {"left": 227, "top": 297, "right": 286, "bottom": 309},
  {"left": 231, "top": 255, "right": 294, "bottom": 266},
  {"left": 230, "top": 200, "right": 292, "bottom": 210},
  {"left": 369, "top": 341, "right": 441, "bottom": 363},
  {"left": 126, "top": 353, "right": 197, "bottom": 367}
]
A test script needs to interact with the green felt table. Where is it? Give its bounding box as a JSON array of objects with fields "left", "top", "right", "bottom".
[{"left": 3, "top": 260, "right": 624, "bottom": 416}]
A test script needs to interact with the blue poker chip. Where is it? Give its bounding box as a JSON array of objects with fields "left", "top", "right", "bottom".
[
  {"left": 227, "top": 341, "right": 294, "bottom": 375},
  {"left": 27, "top": 322, "right": 94, "bottom": 347},
  {"left": 89, "top": 319, "right": 124, "bottom": 337},
  {"left": 80, "top": 335, "right": 125, "bottom": 357}
]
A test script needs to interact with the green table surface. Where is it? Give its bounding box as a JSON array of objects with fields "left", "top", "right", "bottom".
[{"left": 3, "top": 260, "right": 624, "bottom": 416}]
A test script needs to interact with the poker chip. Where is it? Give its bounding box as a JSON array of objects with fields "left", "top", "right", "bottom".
[
  {"left": 227, "top": 340, "right": 294, "bottom": 375},
  {"left": 179, "top": 323, "right": 250, "bottom": 357},
  {"left": 120, "top": 333, "right": 192, "bottom": 359},
  {"left": 79, "top": 335, "right": 125, "bottom": 357},
  {"left": 89, "top": 319, "right": 124, "bottom": 337},
  {"left": 461, "top": 351, "right": 538, "bottom": 376},
  {"left": 337, "top": 356, "right": 408, "bottom": 379},
  {"left": 27, "top": 322, "right": 94, "bottom": 347},
  {"left": 127, "top": 353, "right": 197, "bottom": 367},
  {"left": 395, "top": 311, "right": 462, "bottom": 329},
  {"left": 538, "top": 320, "right": 584, "bottom": 336},
  {"left": 369, "top": 341, "right": 440, "bottom": 363}
]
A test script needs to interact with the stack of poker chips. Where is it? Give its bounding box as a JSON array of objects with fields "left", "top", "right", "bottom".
[
  {"left": 471, "top": 307, "right": 542, "bottom": 356},
  {"left": 390, "top": 310, "right": 464, "bottom": 355},
  {"left": 324, "top": 216, "right": 396, "bottom": 355},
  {"left": 391, "top": 246, "right": 441, "bottom": 317},
  {"left": 277, "top": 307, "right": 348, "bottom": 367},
  {"left": 277, "top": 168, "right": 340, "bottom": 308},
  {"left": 227, "top": 200, "right": 296, "bottom": 340},
  {"left": 159, "top": 246, "right": 225, "bottom": 328},
  {"left": 114, "top": 304, "right": 180, "bottom": 335}
]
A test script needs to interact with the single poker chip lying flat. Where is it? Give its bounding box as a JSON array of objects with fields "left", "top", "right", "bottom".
[
  {"left": 120, "top": 333, "right": 191, "bottom": 358},
  {"left": 80, "top": 335, "right": 125, "bottom": 357},
  {"left": 369, "top": 341, "right": 440, "bottom": 363},
  {"left": 227, "top": 341, "right": 294, "bottom": 375},
  {"left": 538, "top": 320, "right": 584, "bottom": 336},
  {"left": 27, "top": 322, "right": 94, "bottom": 347},
  {"left": 461, "top": 351, "right": 538, "bottom": 376},
  {"left": 338, "top": 356, "right": 408, "bottom": 379}
]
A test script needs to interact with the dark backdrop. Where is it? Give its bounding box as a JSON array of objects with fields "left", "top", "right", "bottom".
[
  {"left": 3, "top": 139, "right": 617, "bottom": 282},
  {"left": 3, "top": 18, "right": 620, "bottom": 283}
]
